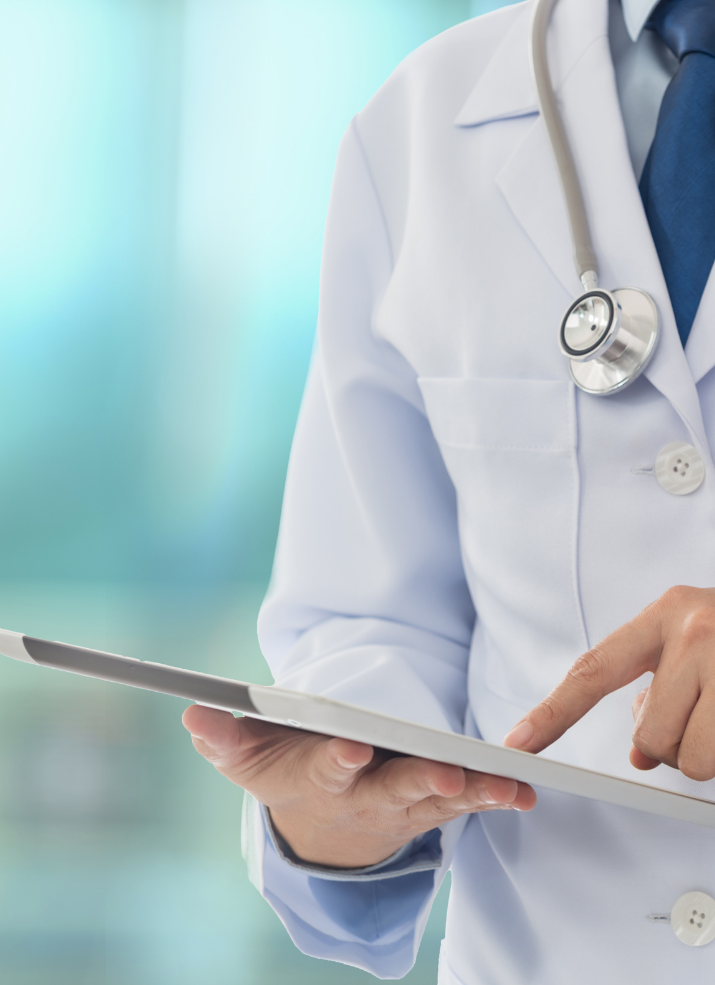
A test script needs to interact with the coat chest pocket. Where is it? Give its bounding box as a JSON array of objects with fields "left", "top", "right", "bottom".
[{"left": 417, "top": 377, "right": 587, "bottom": 706}]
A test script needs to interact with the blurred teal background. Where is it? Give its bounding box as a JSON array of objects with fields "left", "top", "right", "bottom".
[{"left": 0, "top": 1, "right": 516, "bottom": 982}]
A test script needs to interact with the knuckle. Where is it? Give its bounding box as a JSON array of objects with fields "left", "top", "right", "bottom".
[
  {"left": 660, "top": 584, "right": 693, "bottom": 608},
  {"left": 535, "top": 693, "right": 563, "bottom": 726},
  {"left": 677, "top": 753, "right": 715, "bottom": 782},
  {"left": 657, "top": 586, "right": 715, "bottom": 634},
  {"left": 680, "top": 605, "right": 715, "bottom": 647},
  {"left": 301, "top": 750, "right": 337, "bottom": 791},
  {"left": 312, "top": 761, "right": 354, "bottom": 795},
  {"left": 381, "top": 785, "right": 412, "bottom": 810},
  {"left": 426, "top": 799, "right": 460, "bottom": 822},
  {"left": 379, "top": 760, "right": 436, "bottom": 810},
  {"left": 564, "top": 647, "right": 608, "bottom": 696},
  {"left": 677, "top": 719, "right": 715, "bottom": 781},
  {"left": 376, "top": 768, "right": 419, "bottom": 809},
  {"left": 312, "top": 771, "right": 344, "bottom": 795}
]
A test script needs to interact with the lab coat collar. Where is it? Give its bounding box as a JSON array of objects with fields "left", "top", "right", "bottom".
[
  {"left": 453, "top": 0, "right": 662, "bottom": 125},
  {"left": 453, "top": 4, "right": 537, "bottom": 127},
  {"left": 454, "top": 0, "right": 611, "bottom": 128},
  {"left": 454, "top": 0, "right": 711, "bottom": 461}
]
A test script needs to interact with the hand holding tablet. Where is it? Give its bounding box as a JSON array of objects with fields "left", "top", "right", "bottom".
[
  {"left": 183, "top": 704, "right": 535, "bottom": 868},
  {"left": 2, "top": 625, "right": 715, "bottom": 849}
]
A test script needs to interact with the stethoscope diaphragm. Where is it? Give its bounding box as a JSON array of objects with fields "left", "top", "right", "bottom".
[{"left": 559, "top": 288, "right": 659, "bottom": 395}]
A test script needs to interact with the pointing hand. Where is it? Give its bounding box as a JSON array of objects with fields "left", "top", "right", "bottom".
[{"left": 504, "top": 586, "right": 715, "bottom": 781}]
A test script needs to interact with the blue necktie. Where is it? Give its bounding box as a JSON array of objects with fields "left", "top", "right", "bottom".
[{"left": 639, "top": 0, "right": 715, "bottom": 346}]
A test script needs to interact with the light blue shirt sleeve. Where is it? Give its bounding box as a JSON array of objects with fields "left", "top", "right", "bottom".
[{"left": 261, "top": 804, "right": 443, "bottom": 951}]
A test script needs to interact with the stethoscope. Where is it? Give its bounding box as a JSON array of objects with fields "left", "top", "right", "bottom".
[{"left": 531, "top": 0, "right": 660, "bottom": 395}]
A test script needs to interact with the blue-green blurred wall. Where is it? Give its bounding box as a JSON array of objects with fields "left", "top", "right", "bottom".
[
  {"left": 0, "top": 4, "right": 518, "bottom": 984},
  {"left": 0, "top": 0, "right": 514, "bottom": 585}
]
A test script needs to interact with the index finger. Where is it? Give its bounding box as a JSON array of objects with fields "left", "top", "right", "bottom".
[{"left": 503, "top": 606, "right": 664, "bottom": 754}]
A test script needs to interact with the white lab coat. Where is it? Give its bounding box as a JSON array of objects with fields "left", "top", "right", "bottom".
[{"left": 250, "top": 0, "right": 715, "bottom": 981}]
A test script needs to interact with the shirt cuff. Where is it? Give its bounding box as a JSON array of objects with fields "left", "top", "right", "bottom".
[{"left": 261, "top": 803, "right": 442, "bottom": 882}]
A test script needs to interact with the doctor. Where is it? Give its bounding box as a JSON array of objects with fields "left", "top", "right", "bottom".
[{"left": 184, "top": 0, "right": 715, "bottom": 981}]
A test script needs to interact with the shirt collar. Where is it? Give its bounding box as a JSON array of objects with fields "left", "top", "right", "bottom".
[{"left": 622, "top": 0, "right": 662, "bottom": 41}]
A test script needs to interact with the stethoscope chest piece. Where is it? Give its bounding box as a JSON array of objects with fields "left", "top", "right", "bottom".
[
  {"left": 559, "top": 287, "right": 659, "bottom": 395},
  {"left": 531, "top": 0, "right": 662, "bottom": 395}
]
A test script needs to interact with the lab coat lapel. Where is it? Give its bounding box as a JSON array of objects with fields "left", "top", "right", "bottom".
[
  {"left": 454, "top": 1, "right": 582, "bottom": 300},
  {"left": 455, "top": 0, "right": 709, "bottom": 455},
  {"left": 684, "top": 265, "right": 715, "bottom": 386}
]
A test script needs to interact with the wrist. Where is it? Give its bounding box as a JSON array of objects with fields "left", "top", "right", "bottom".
[{"left": 268, "top": 807, "right": 409, "bottom": 869}]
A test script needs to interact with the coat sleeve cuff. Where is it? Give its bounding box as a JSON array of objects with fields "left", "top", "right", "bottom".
[{"left": 260, "top": 803, "right": 442, "bottom": 881}]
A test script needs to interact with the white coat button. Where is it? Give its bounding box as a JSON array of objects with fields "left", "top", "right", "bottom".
[
  {"left": 655, "top": 442, "right": 705, "bottom": 495},
  {"left": 671, "top": 892, "right": 715, "bottom": 946}
]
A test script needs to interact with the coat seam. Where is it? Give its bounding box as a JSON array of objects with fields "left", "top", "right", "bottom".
[
  {"left": 350, "top": 115, "right": 395, "bottom": 275},
  {"left": 569, "top": 382, "right": 590, "bottom": 651}
]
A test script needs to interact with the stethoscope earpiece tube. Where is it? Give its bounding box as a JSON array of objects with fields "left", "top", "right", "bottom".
[{"left": 530, "top": 0, "right": 660, "bottom": 394}]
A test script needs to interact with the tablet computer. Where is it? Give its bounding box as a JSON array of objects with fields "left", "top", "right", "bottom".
[{"left": 2, "top": 626, "right": 714, "bottom": 829}]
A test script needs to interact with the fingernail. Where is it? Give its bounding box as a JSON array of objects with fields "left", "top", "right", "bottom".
[
  {"left": 478, "top": 784, "right": 500, "bottom": 804},
  {"left": 504, "top": 720, "right": 534, "bottom": 749},
  {"left": 336, "top": 755, "right": 362, "bottom": 771}
]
